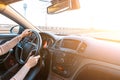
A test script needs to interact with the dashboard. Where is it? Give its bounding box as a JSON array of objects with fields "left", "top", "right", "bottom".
[
  {"left": 53, "top": 36, "right": 87, "bottom": 53},
  {"left": 40, "top": 32, "right": 120, "bottom": 80},
  {"left": 40, "top": 32, "right": 87, "bottom": 78},
  {"left": 42, "top": 35, "right": 87, "bottom": 78},
  {"left": 1, "top": 32, "right": 120, "bottom": 80}
]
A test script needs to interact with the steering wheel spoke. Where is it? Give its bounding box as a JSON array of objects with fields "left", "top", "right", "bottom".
[{"left": 31, "top": 36, "right": 37, "bottom": 43}]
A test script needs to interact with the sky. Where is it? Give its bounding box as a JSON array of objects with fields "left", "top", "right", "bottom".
[{"left": 1, "top": 0, "right": 120, "bottom": 30}]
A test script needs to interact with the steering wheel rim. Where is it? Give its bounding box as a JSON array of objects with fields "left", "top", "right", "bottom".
[{"left": 15, "top": 30, "right": 42, "bottom": 64}]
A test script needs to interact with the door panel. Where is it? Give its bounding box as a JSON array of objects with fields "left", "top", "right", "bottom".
[{"left": 0, "top": 34, "right": 18, "bottom": 45}]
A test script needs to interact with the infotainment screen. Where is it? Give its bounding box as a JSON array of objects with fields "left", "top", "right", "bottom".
[{"left": 61, "top": 39, "right": 80, "bottom": 50}]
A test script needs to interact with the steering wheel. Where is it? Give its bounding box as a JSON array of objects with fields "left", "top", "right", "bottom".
[{"left": 15, "top": 30, "right": 42, "bottom": 65}]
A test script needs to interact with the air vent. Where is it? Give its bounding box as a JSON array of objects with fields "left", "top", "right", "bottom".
[
  {"left": 78, "top": 42, "right": 87, "bottom": 53},
  {"left": 55, "top": 40, "right": 62, "bottom": 49}
]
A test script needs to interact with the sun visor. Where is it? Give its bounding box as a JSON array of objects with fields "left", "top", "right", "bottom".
[{"left": 0, "top": 0, "right": 21, "bottom": 5}]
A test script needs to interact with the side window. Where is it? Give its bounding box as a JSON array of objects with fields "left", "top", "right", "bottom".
[{"left": 0, "top": 14, "right": 18, "bottom": 34}]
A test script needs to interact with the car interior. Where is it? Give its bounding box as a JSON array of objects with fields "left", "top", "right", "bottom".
[{"left": 0, "top": 0, "right": 120, "bottom": 80}]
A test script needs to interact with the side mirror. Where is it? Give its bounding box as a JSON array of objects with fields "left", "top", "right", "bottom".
[
  {"left": 47, "top": 0, "right": 80, "bottom": 14},
  {"left": 10, "top": 25, "right": 24, "bottom": 34}
]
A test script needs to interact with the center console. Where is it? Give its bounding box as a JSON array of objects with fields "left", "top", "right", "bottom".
[
  {"left": 52, "top": 50, "right": 80, "bottom": 78},
  {"left": 50, "top": 37, "right": 87, "bottom": 78}
]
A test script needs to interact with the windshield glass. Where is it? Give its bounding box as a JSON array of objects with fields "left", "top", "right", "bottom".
[{"left": 9, "top": 0, "right": 120, "bottom": 36}]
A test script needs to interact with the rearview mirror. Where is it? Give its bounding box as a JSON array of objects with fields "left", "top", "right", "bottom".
[{"left": 47, "top": 0, "right": 80, "bottom": 14}]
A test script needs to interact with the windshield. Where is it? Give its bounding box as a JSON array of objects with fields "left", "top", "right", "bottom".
[{"left": 8, "top": 0, "right": 120, "bottom": 36}]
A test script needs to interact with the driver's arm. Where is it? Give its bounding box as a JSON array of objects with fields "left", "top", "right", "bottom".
[
  {"left": 10, "top": 55, "right": 40, "bottom": 80},
  {"left": 0, "top": 29, "right": 31, "bottom": 56}
]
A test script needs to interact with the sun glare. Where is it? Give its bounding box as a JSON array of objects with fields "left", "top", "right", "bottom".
[
  {"left": 47, "top": 0, "right": 120, "bottom": 30},
  {"left": 1, "top": 0, "right": 120, "bottom": 31}
]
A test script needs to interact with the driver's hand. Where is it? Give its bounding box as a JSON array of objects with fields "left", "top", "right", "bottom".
[
  {"left": 25, "top": 55, "right": 40, "bottom": 68},
  {"left": 20, "top": 29, "right": 32, "bottom": 38}
]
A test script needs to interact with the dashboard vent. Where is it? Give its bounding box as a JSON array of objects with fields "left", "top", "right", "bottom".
[
  {"left": 55, "top": 40, "right": 61, "bottom": 49},
  {"left": 78, "top": 42, "right": 87, "bottom": 53}
]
